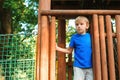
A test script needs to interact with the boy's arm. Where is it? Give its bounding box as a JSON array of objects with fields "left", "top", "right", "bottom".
[{"left": 56, "top": 45, "right": 73, "bottom": 54}]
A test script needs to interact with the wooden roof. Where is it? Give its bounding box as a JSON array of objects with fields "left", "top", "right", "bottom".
[
  {"left": 0, "top": 0, "right": 120, "bottom": 11},
  {"left": 51, "top": 0, "right": 120, "bottom": 9}
]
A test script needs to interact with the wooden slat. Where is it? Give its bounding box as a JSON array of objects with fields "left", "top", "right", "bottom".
[
  {"left": 93, "top": 14, "right": 101, "bottom": 80},
  {"left": 99, "top": 15, "right": 108, "bottom": 80},
  {"left": 115, "top": 15, "right": 120, "bottom": 79},
  {"left": 106, "top": 15, "right": 116, "bottom": 80},
  {"left": 49, "top": 16, "right": 56, "bottom": 80}
]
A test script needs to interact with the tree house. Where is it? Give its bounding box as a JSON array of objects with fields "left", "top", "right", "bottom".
[{"left": 38, "top": 0, "right": 120, "bottom": 80}]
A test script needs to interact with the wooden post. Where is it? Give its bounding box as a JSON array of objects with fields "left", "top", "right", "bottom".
[
  {"left": 68, "top": 54, "right": 73, "bottom": 80},
  {"left": 93, "top": 14, "right": 101, "bottom": 80},
  {"left": 90, "top": 18, "right": 96, "bottom": 80},
  {"left": 40, "top": 15, "right": 50, "bottom": 80},
  {"left": 99, "top": 15, "right": 108, "bottom": 80},
  {"left": 115, "top": 15, "right": 120, "bottom": 79},
  {"left": 105, "top": 15, "right": 116, "bottom": 80},
  {"left": 57, "top": 19, "right": 66, "bottom": 80},
  {"left": 36, "top": 0, "right": 41, "bottom": 80},
  {"left": 37, "top": 0, "right": 51, "bottom": 80},
  {"left": 49, "top": 16, "right": 56, "bottom": 80}
]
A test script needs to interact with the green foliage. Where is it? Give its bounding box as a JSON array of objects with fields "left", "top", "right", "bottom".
[
  {"left": 3, "top": 0, "right": 38, "bottom": 33},
  {"left": 66, "top": 25, "right": 76, "bottom": 43}
]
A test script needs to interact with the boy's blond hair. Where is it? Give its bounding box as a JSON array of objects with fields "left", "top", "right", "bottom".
[{"left": 75, "top": 16, "right": 89, "bottom": 27}]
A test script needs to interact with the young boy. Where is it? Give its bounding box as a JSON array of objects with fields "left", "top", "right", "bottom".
[{"left": 56, "top": 16, "right": 93, "bottom": 80}]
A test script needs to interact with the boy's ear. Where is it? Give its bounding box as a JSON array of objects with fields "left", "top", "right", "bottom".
[
  {"left": 86, "top": 23, "right": 89, "bottom": 29},
  {"left": 86, "top": 26, "right": 89, "bottom": 29}
]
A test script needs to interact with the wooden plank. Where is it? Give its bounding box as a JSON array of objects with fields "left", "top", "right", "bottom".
[
  {"left": 99, "top": 15, "right": 108, "bottom": 80},
  {"left": 105, "top": 15, "right": 116, "bottom": 80}
]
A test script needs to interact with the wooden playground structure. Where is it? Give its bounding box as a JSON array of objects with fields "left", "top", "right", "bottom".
[{"left": 37, "top": 0, "right": 120, "bottom": 80}]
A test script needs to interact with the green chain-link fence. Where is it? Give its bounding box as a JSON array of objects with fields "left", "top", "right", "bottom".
[{"left": 0, "top": 34, "right": 36, "bottom": 80}]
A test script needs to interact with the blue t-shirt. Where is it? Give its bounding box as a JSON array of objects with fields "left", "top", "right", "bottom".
[{"left": 69, "top": 33, "right": 92, "bottom": 68}]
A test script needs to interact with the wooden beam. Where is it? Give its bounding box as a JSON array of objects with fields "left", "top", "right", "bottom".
[{"left": 40, "top": 10, "right": 120, "bottom": 16}]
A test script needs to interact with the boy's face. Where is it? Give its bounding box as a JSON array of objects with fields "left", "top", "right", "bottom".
[{"left": 75, "top": 20, "right": 89, "bottom": 34}]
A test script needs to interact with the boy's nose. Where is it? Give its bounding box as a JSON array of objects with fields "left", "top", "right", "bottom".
[{"left": 78, "top": 25, "right": 81, "bottom": 28}]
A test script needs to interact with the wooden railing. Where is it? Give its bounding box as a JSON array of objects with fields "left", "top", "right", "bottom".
[{"left": 37, "top": 10, "right": 120, "bottom": 80}]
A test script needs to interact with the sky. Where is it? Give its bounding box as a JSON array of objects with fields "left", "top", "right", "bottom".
[{"left": 68, "top": 19, "right": 75, "bottom": 27}]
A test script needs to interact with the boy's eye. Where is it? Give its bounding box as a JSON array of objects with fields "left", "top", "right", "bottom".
[
  {"left": 76, "top": 23, "right": 83, "bottom": 26},
  {"left": 76, "top": 23, "right": 78, "bottom": 26}
]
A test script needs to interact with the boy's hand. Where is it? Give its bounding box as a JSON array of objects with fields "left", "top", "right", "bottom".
[{"left": 56, "top": 44, "right": 58, "bottom": 50}]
